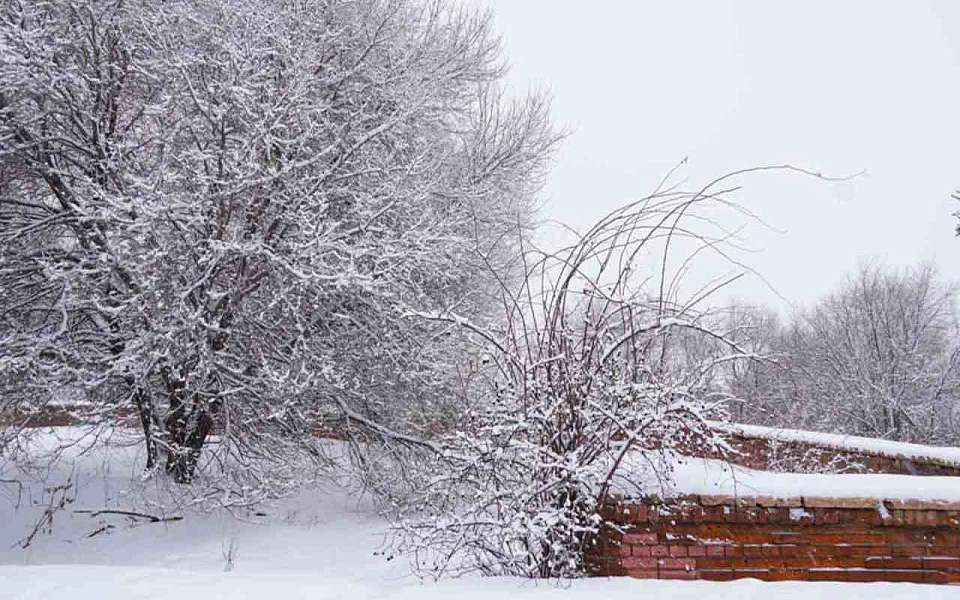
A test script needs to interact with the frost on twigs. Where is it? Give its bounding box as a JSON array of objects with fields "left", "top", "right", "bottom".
[
  {"left": 388, "top": 170, "right": 776, "bottom": 578},
  {"left": 0, "top": 0, "right": 558, "bottom": 504}
]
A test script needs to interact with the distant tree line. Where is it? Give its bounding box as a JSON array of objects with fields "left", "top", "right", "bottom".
[{"left": 723, "top": 262, "right": 960, "bottom": 446}]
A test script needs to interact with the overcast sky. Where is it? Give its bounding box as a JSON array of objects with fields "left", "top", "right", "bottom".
[{"left": 481, "top": 0, "right": 960, "bottom": 312}]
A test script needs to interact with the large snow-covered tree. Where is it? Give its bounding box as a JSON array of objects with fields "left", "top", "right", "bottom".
[{"left": 0, "top": 0, "right": 558, "bottom": 497}]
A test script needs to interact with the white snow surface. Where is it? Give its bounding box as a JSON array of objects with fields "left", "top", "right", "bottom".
[
  {"left": 2, "top": 428, "right": 958, "bottom": 599},
  {"left": 635, "top": 454, "right": 960, "bottom": 502},
  {"left": 711, "top": 421, "right": 960, "bottom": 467}
]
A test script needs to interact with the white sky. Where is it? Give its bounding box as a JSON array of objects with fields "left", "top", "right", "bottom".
[{"left": 482, "top": 0, "right": 960, "bottom": 312}]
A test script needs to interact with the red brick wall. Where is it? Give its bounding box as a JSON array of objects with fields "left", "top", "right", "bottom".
[
  {"left": 2, "top": 406, "right": 82, "bottom": 427},
  {"left": 589, "top": 495, "right": 960, "bottom": 584}
]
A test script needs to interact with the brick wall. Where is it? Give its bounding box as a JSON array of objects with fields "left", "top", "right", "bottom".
[
  {"left": 704, "top": 428, "right": 960, "bottom": 476},
  {"left": 589, "top": 495, "right": 960, "bottom": 585},
  {"left": 1, "top": 406, "right": 82, "bottom": 427},
  {"left": 684, "top": 423, "right": 960, "bottom": 477}
]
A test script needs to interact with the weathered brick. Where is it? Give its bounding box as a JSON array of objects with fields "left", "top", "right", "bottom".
[
  {"left": 626, "top": 504, "right": 651, "bottom": 523},
  {"left": 621, "top": 557, "right": 658, "bottom": 570},
  {"left": 680, "top": 505, "right": 705, "bottom": 523},
  {"left": 701, "top": 506, "right": 726, "bottom": 523},
  {"left": 838, "top": 545, "right": 889, "bottom": 558},
  {"left": 657, "top": 558, "right": 695, "bottom": 571},
  {"left": 929, "top": 530, "right": 960, "bottom": 547},
  {"left": 889, "top": 509, "right": 910, "bottom": 526},
  {"left": 836, "top": 508, "right": 889, "bottom": 527},
  {"left": 742, "top": 507, "right": 769, "bottom": 524},
  {"left": 884, "top": 529, "right": 926, "bottom": 545},
  {"left": 924, "top": 557, "right": 960, "bottom": 570},
  {"left": 865, "top": 557, "right": 924, "bottom": 570},
  {"left": 598, "top": 503, "right": 622, "bottom": 522},
  {"left": 695, "top": 557, "right": 735, "bottom": 570},
  {"left": 890, "top": 545, "right": 929, "bottom": 557},
  {"left": 727, "top": 557, "right": 785, "bottom": 570},
  {"left": 886, "top": 499, "right": 960, "bottom": 511},
  {"left": 660, "top": 569, "right": 698, "bottom": 580},
  {"left": 754, "top": 496, "right": 801, "bottom": 508},
  {"left": 649, "top": 545, "right": 670, "bottom": 558},
  {"left": 919, "top": 512, "right": 940, "bottom": 527},
  {"left": 780, "top": 556, "right": 865, "bottom": 569},
  {"left": 759, "top": 545, "right": 780, "bottom": 558},
  {"left": 924, "top": 571, "right": 954, "bottom": 585},
  {"left": 623, "top": 532, "right": 658, "bottom": 545},
  {"left": 820, "top": 569, "right": 927, "bottom": 584},
  {"left": 802, "top": 496, "right": 880, "bottom": 509},
  {"left": 777, "top": 545, "right": 810, "bottom": 558},
  {"left": 697, "top": 569, "right": 737, "bottom": 581},
  {"left": 729, "top": 568, "right": 774, "bottom": 580},
  {"left": 583, "top": 556, "right": 623, "bottom": 576},
  {"left": 937, "top": 571, "right": 960, "bottom": 584},
  {"left": 705, "top": 545, "right": 726, "bottom": 557},
  {"left": 698, "top": 495, "right": 734, "bottom": 507},
  {"left": 766, "top": 507, "right": 791, "bottom": 524},
  {"left": 762, "top": 569, "right": 812, "bottom": 581},
  {"left": 778, "top": 531, "right": 885, "bottom": 546},
  {"left": 622, "top": 569, "right": 658, "bottom": 579},
  {"left": 814, "top": 508, "right": 840, "bottom": 525}
]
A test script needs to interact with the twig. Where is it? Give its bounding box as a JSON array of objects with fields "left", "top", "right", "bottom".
[
  {"left": 86, "top": 524, "right": 115, "bottom": 538},
  {"left": 73, "top": 509, "right": 184, "bottom": 523}
]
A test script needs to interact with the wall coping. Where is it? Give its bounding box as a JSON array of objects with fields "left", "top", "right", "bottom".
[
  {"left": 710, "top": 421, "right": 960, "bottom": 470},
  {"left": 616, "top": 493, "right": 960, "bottom": 511}
]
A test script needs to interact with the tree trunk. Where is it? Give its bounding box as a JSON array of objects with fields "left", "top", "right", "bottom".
[
  {"left": 164, "top": 401, "right": 213, "bottom": 484},
  {"left": 132, "top": 386, "right": 159, "bottom": 469}
]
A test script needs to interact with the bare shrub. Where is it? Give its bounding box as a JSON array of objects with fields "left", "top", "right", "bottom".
[{"left": 382, "top": 167, "right": 807, "bottom": 578}]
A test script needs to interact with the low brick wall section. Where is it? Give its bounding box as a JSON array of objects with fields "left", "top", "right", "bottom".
[
  {"left": 714, "top": 434, "right": 960, "bottom": 476},
  {"left": 589, "top": 495, "right": 960, "bottom": 584}
]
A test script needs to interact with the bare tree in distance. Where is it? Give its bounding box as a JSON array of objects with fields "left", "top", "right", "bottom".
[{"left": 729, "top": 261, "right": 960, "bottom": 445}]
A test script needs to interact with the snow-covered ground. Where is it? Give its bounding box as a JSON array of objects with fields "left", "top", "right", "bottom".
[
  {"left": 9, "top": 565, "right": 960, "bottom": 600},
  {"left": 2, "top": 428, "right": 958, "bottom": 599}
]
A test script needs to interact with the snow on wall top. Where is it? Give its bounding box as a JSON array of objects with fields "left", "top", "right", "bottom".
[
  {"left": 709, "top": 421, "right": 960, "bottom": 468},
  {"left": 616, "top": 453, "right": 960, "bottom": 503},
  {"left": 672, "top": 456, "right": 960, "bottom": 502}
]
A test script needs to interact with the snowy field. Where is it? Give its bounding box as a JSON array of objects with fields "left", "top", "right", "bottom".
[{"left": 2, "top": 428, "right": 958, "bottom": 600}]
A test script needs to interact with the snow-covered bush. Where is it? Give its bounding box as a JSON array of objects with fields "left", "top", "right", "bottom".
[{"left": 387, "top": 172, "right": 769, "bottom": 578}]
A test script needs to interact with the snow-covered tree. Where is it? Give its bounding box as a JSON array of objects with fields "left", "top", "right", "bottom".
[{"left": 0, "top": 0, "right": 558, "bottom": 498}]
